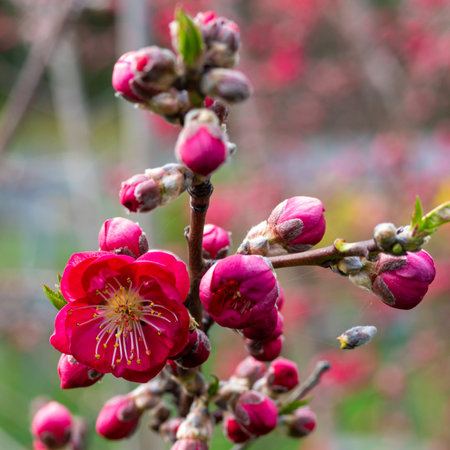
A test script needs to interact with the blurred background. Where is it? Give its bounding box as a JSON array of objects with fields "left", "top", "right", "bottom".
[{"left": 0, "top": 0, "right": 449, "bottom": 449}]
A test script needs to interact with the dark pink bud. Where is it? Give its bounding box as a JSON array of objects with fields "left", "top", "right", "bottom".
[
  {"left": 267, "top": 358, "right": 299, "bottom": 393},
  {"left": 171, "top": 439, "right": 208, "bottom": 450},
  {"left": 95, "top": 394, "right": 141, "bottom": 440},
  {"left": 112, "top": 51, "right": 144, "bottom": 102},
  {"left": 288, "top": 407, "right": 317, "bottom": 438},
  {"left": 201, "top": 69, "right": 252, "bottom": 103},
  {"left": 199, "top": 254, "right": 278, "bottom": 329},
  {"left": 234, "top": 391, "right": 278, "bottom": 436},
  {"left": 98, "top": 217, "right": 148, "bottom": 258},
  {"left": 119, "top": 173, "right": 160, "bottom": 213},
  {"left": 176, "top": 109, "right": 227, "bottom": 177},
  {"left": 232, "top": 356, "right": 266, "bottom": 385},
  {"left": 268, "top": 197, "right": 326, "bottom": 249},
  {"left": 372, "top": 250, "right": 436, "bottom": 309},
  {"left": 171, "top": 329, "right": 199, "bottom": 359},
  {"left": 242, "top": 307, "right": 279, "bottom": 341},
  {"left": 58, "top": 354, "right": 104, "bottom": 389},
  {"left": 223, "top": 414, "right": 251, "bottom": 443},
  {"left": 245, "top": 336, "right": 283, "bottom": 362},
  {"left": 31, "top": 401, "right": 73, "bottom": 448},
  {"left": 202, "top": 223, "right": 231, "bottom": 259},
  {"left": 178, "top": 329, "right": 211, "bottom": 368},
  {"left": 276, "top": 285, "right": 285, "bottom": 311}
]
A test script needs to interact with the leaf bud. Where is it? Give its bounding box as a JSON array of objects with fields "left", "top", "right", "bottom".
[
  {"left": 337, "top": 325, "right": 377, "bottom": 350},
  {"left": 200, "top": 69, "right": 252, "bottom": 104}
]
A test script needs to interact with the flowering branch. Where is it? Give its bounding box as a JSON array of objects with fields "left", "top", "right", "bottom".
[
  {"left": 269, "top": 239, "right": 379, "bottom": 269},
  {"left": 185, "top": 180, "right": 214, "bottom": 325}
]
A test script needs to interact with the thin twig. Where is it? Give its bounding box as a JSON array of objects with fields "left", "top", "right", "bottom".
[{"left": 269, "top": 239, "right": 379, "bottom": 269}]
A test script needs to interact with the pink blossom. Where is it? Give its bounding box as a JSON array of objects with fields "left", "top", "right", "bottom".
[
  {"left": 98, "top": 217, "right": 148, "bottom": 258},
  {"left": 223, "top": 413, "right": 251, "bottom": 443},
  {"left": 202, "top": 223, "right": 231, "bottom": 259},
  {"left": 245, "top": 335, "right": 283, "bottom": 362},
  {"left": 372, "top": 250, "right": 436, "bottom": 309},
  {"left": 31, "top": 402, "right": 73, "bottom": 448},
  {"left": 119, "top": 173, "right": 161, "bottom": 213},
  {"left": 199, "top": 254, "right": 278, "bottom": 329},
  {"left": 268, "top": 196, "right": 326, "bottom": 249},
  {"left": 234, "top": 391, "right": 278, "bottom": 436},
  {"left": 96, "top": 394, "right": 141, "bottom": 440},
  {"left": 50, "top": 251, "right": 190, "bottom": 382},
  {"left": 112, "top": 51, "right": 143, "bottom": 102},
  {"left": 58, "top": 354, "right": 104, "bottom": 389},
  {"left": 175, "top": 110, "right": 228, "bottom": 177},
  {"left": 266, "top": 357, "right": 299, "bottom": 393},
  {"left": 242, "top": 309, "right": 282, "bottom": 342}
]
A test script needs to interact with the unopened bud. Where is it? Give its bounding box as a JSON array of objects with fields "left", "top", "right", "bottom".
[
  {"left": 120, "top": 164, "right": 189, "bottom": 213},
  {"left": 337, "top": 325, "right": 377, "bottom": 350},
  {"left": 176, "top": 403, "right": 214, "bottom": 444},
  {"left": 58, "top": 354, "right": 104, "bottom": 389},
  {"left": 147, "top": 89, "right": 190, "bottom": 120},
  {"left": 237, "top": 221, "right": 270, "bottom": 256},
  {"left": 98, "top": 217, "right": 148, "bottom": 258},
  {"left": 374, "top": 222, "right": 397, "bottom": 251},
  {"left": 204, "top": 97, "right": 229, "bottom": 123},
  {"left": 266, "top": 357, "right": 299, "bottom": 393},
  {"left": 335, "top": 256, "right": 364, "bottom": 276},
  {"left": 202, "top": 224, "right": 231, "bottom": 259},
  {"left": 200, "top": 69, "right": 252, "bottom": 104},
  {"left": 234, "top": 391, "right": 278, "bottom": 436},
  {"left": 177, "top": 329, "right": 211, "bottom": 368},
  {"left": 171, "top": 439, "right": 209, "bottom": 450},
  {"left": 175, "top": 109, "right": 228, "bottom": 177},
  {"left": 160, "top": 417, "right": 184, "bottom": 442},
  {"left": 223, "top": 413, "right": 251, "bottom": 443},
  {"left": 231, "top": 356, "right": 266, "bottom": 387},
  {"left": 245, "top": 335, "right": 283, "bottom": 362},
  {"left": 95, "top": 394, "right": 141, "bottom": 440},
  {"left": 286, "top": 406, "right": 317, "bottom": 438},
  {"left": 31, "top": 401, "right": 73, "bottom": 448}
]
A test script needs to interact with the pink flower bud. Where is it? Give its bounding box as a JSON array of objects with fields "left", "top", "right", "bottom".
[
  {"left": 287, "top": 407, "right": 317, "bottom": 438},
  {"left": 195, "top": 12, "right": 241, "bottom": 67},
  {"left": 201, "top": 69, "right": 252, "bottom": 104},
  {"left": 31, "top": 401, "right": 73, "bottom": 448},
  {"left": 160, "top": 417, "right": 184, "bottom": 442},
  {"left": 202, "top": 223, "right": 231, "bottom": 259},
  {"left": 171, "top": 329, "right": 199, "bottom": 359},
  {"left": 266, "top": 358, "right": 299, "bottom": 393},
  {"left": 175, "top": 109, "right": 228, "bottom": 177},
  {"left": 58, "top": 354, "right": 104, "bottom": 389},
  {"left": 95, "top": 395, "right": 141, "bottom": 440},
  {"left": 232, "top": 356, "right": 266, "bottom": 386},
  {"left": 199, "top": 254, "right": 279, "bottom": 329},
  {"left": 242, "top": 309, "right": 282, "bottom": 342},
  {"left": 223, "top": 413, "right": 251, "bottom": 443},
  {"left": 276, "top": 285, "right": 285, "bottom": 311},
  {"left": 119, "top": 173, "right": 160, "bottom": 213},
  {"left": 372, "top": 250, "right": 436, "bottom": 309},
  {"left": 205, "top": 97, "right": 229, "bottom": 123},
  {"left": 171, "top": 439, "right": 208, "bottom": 450},
  {"left": 112, "top": 51, "right": 145, "bottom": 102},
  {"left": 178, "top": 329, "right": 211, "bottom": 368},
  {"left": 245, "top": 335, "right": 283, "bottom": 362},
  {"left": 268, "top": 196, "right": 326, "bottom": 250},
  {"left": 234, "top": 391, "right": 278, "bottom": 436},
  {"left": 98, "top": 217, "right": 148, "bottom": 258}
]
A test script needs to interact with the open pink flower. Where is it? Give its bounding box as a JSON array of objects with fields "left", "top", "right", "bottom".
[
  {"left": 199, "top": 254, "right": 278, "bottom": 329},
  {"left": 50, "top": 251, "right": 190, "bottom": 383}
]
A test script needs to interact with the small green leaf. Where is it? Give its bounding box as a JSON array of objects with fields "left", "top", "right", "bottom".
[
  {"left": 57, "top": 272, "right": 62, "bottom": 283},
  {"left": 421, "top": 201, "right": 450, "bottom": 231},
  {"left": 279, "top": 398, "right": 311, "bottom": 415},
  {"left": 410, "top": 196, "right": 424, "bottom": 232},
  {"left": 207, "top": 374, "right": 220, "bottom": 398},
  {"left": 175, "top": 7, "right": 204, "bottom": 67},
  {"left": 334, "top": 239, "right": 355, "bottom": 253},
  {"left": 42, "top": 283, "right": 67, "bottom": 311}
]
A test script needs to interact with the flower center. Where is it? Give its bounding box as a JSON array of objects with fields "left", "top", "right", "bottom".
[
  {"left": 74, "top": 277, "right": 178, "bottom": 369},
  {"left": 213, "top": 280, "right": 253, "bottom": 315}
]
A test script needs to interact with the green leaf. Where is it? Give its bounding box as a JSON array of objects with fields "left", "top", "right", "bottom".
[
  {"left": 42, "top": 283, "right": 67, "bottom": 311},
  {"left": 279, "top": 398, "right": 311, "bottom": 415},
  {"left": 175, "top": 7, "right": 204, "bottom": 67},
  {"left": 57, "top": 272, "right": 62, "bottom": 283},
  {"left": 207, "top": 374, "right": 220, "bottom": 398},
  {"left": 411, "top": 196, "right": 424, "bottom": 232},
  {"left": 334, "top": 239, "right": 355, "bottom": 253},
  {"left": 421, "top": 201, "right": 450, "bottom": 231}
]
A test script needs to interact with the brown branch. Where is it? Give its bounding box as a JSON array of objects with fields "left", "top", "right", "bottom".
[
  {"left": 269, "top": 239, "right": 379, "bottom": 269},
  {"left": 184, "top": 180, "right": 213, "bottom": 325}
]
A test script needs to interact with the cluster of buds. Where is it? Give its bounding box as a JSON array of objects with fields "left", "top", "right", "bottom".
[
  {"left": 120, "top": 163, "right": 190, "bottom": 213},
  {"left": 347, "top": 249, "right": 436, "bottom": 310},
  {"left": 238, "top": 196, "right": 326, "bottom": 256}
]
